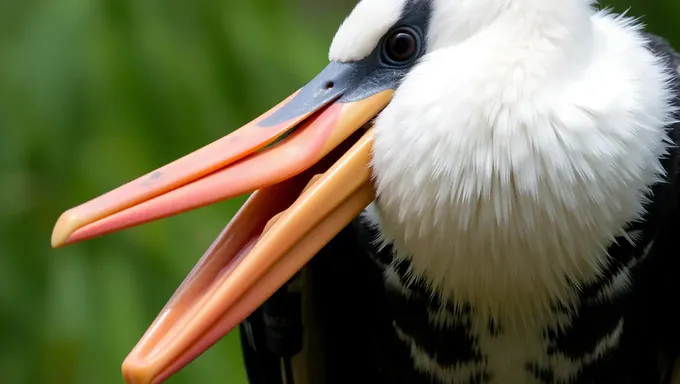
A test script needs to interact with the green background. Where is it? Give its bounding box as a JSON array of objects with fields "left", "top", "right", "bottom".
[{"left": 0, "top": 0, "right": 677, "bottom": 383}]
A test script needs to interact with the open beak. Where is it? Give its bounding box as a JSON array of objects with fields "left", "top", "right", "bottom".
[{"left": 51, "top": 61, "right": 394, "bottom": 383}]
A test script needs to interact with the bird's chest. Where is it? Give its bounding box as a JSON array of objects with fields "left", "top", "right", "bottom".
[
  {"left": 376, "top": 262, "right": 634, "bottom": 384},
  {"left": 356, "top": 218, "right": 647, "bottom": 384}
]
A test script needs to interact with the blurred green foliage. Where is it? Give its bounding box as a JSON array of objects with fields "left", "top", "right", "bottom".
[{"left": 0, "top": 0, "right": 677, "bottom": 383}]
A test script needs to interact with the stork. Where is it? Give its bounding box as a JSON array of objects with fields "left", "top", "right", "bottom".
[{"left": 51, "top": 0, "right": 680, "bottom": 383}]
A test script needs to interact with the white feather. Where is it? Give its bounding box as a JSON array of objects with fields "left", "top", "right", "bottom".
[
  {"left": 329, "top": 0, "right": 407, "bottom": 62},
  {"left": 366, "top": 2, "right": 676, "bottom": 324}
]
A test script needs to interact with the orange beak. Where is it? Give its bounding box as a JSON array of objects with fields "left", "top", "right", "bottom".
[{"left": 51, "top": 61, "right": 395, "bottom": 383}]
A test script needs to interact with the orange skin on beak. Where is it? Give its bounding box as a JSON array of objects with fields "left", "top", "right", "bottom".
[{"left": 52, "top": 75, "right": 393, "bottom": 383}]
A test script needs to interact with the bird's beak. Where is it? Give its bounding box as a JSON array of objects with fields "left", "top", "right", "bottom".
[{"left": 51, "top": 62, "right": 394, "bottom": 384}]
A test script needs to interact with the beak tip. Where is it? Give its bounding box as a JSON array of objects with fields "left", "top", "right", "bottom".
[
  {"left": 122, "top": 359, "right": 157, "bottom": 384},
  {"left": 51, "top": 210, "right": 80, "bottom": 248}
]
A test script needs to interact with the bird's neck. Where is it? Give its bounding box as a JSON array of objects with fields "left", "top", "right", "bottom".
[
  {"left": 368, "top": 2, "right": 675, "bottom": 326},
  {"left": 371, "top": 1, "right": 603, "bottom": 326}
]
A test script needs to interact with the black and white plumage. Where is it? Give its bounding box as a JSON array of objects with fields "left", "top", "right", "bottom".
[{"left": 240, "top": 1, "right": 680, "bottom": 383}]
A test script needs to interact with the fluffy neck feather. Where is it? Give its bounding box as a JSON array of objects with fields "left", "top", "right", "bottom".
[{"left": 366, "top": 2, "right": 676, "bottom": 325}]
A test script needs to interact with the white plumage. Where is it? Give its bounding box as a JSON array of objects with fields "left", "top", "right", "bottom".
[{"left": 331, "top": 0, "right": 678, "bottom": 382}]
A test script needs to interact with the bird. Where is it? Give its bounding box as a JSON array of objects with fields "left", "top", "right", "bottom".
[{"left": 50, "top": 0, "right": 680, "bottom": 383}]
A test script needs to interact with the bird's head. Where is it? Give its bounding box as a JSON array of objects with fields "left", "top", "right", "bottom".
[{"left": 49, "top": 0, "right": 447, "bottom": 382}]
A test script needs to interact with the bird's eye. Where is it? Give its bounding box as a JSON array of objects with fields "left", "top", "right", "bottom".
[{"left": 382, "top": 27, "right": 420, "bottom": 66}]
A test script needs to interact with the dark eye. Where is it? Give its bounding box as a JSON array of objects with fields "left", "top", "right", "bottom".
[{"left": 383, "top": 27, "right": 419, "bottom": 65}]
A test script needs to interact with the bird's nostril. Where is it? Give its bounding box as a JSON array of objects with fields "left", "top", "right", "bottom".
[{"left": 324, "top": 81, "right": 335, "bottom": 90}]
